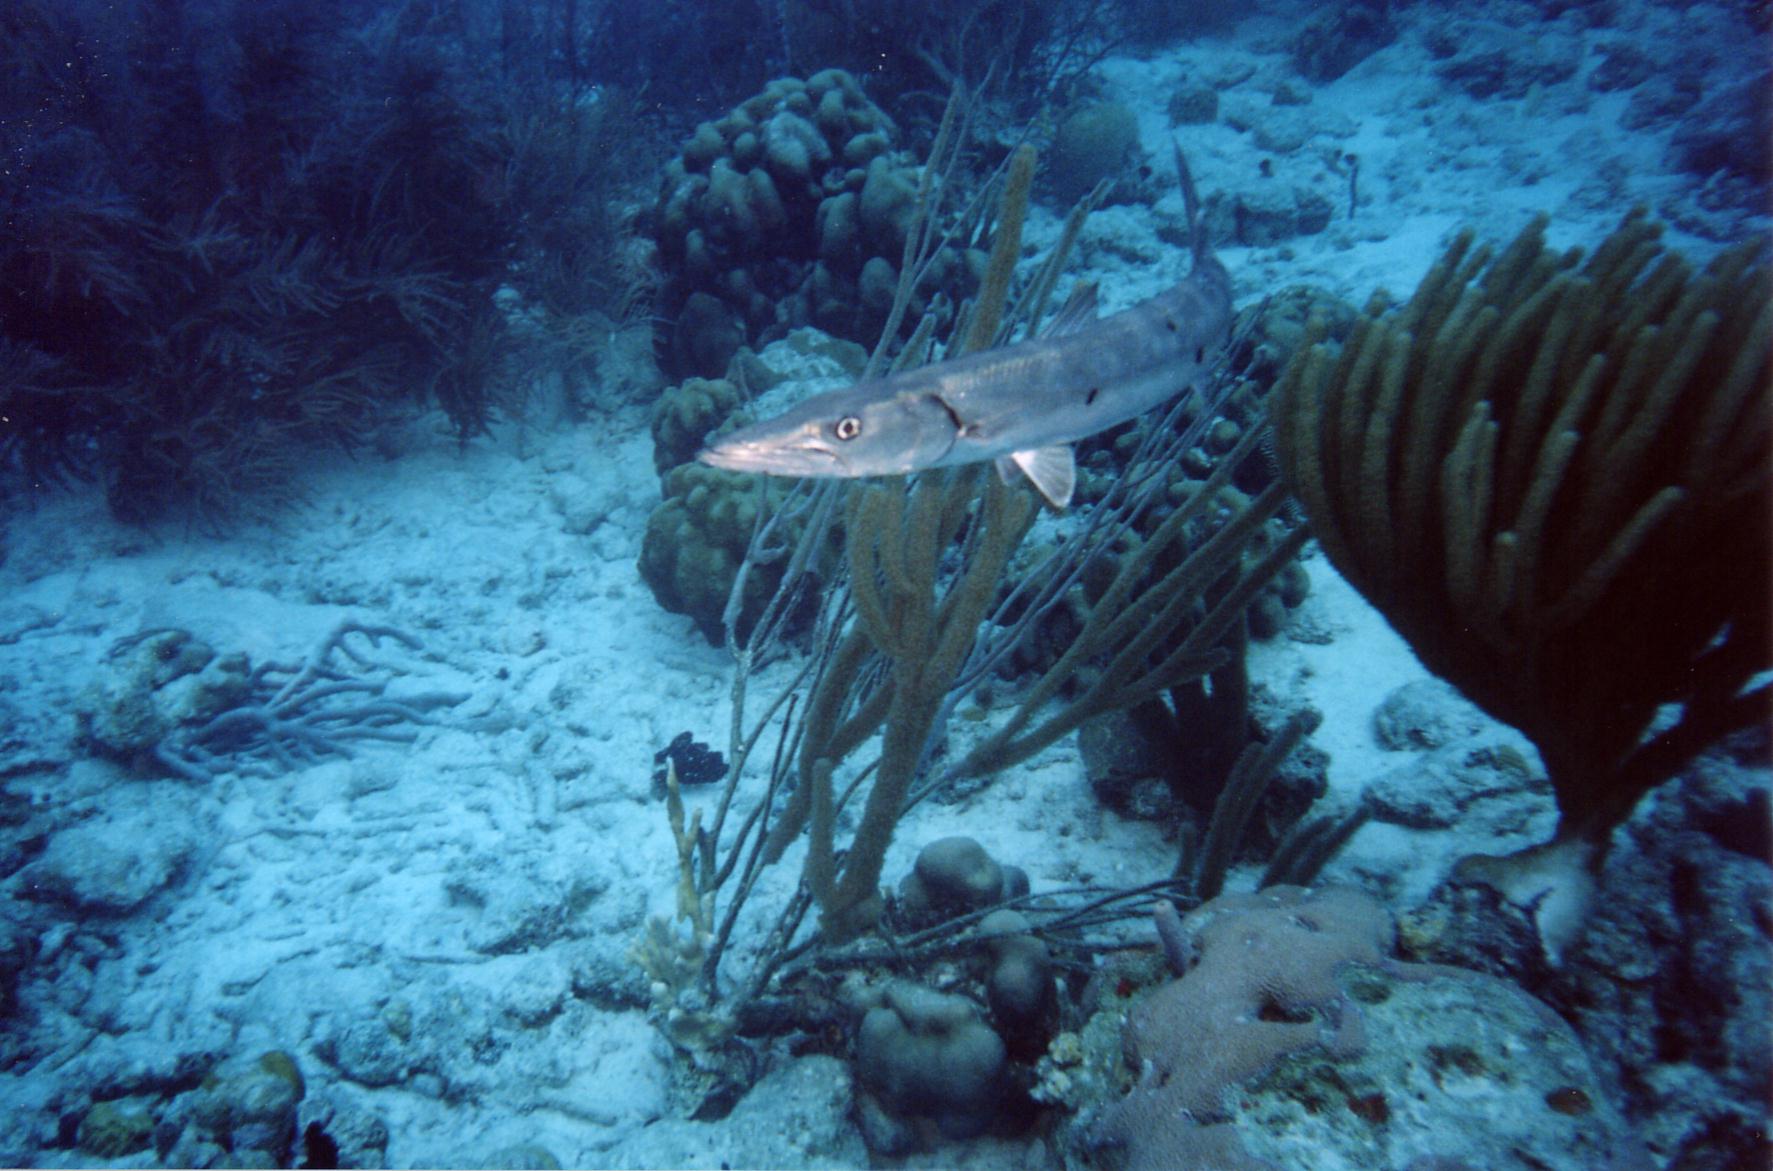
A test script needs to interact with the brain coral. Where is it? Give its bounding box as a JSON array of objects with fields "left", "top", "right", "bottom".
[{"left": 1047, "top": 100, "right": 1141, "bottom": 205}]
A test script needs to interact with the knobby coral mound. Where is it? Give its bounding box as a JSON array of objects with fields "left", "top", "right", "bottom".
[
  {"left": 650, "top": 69, "right": 982, "bottom": 378},
  {"left": 854, "top": 980, "right": 1008, "bottom": 1153},
  {"left": 637, "top": 461, "right": 827, "bottom": 646}
]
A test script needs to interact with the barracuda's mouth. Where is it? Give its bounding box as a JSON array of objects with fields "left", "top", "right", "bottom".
[{"left": 696, "top": 435, "right": 847, "bottom": 477}]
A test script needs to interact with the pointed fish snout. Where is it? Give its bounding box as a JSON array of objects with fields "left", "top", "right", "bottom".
[
  {"left": 696, "top": 437, "right": 844, "bottom": 476},
  {"left": 695, "top": 442, "right": 771, "bottom": 473}
]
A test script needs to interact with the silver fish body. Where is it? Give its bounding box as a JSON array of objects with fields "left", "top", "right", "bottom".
[{"left": 698, "top": 147, "right": 1232, "bottom": 508}]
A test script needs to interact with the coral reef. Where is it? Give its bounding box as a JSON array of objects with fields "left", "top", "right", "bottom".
[
  {"left": 837, "top": 835, "right": 1055, "bottom": 1153},
  {"left": 650, "top": 377, "right": 747, "bottom": 476},
  {"left": 64, "top": 1048, "right": 308, "bottom": 1167},
  {"left": 637, "top": 463, "right": 824, "bottom": 645},
  {"left": 639, "top": 328, "right": 866, "bottom": 642},
  {"left": 896, "top": 835, "right": 1031, "bottom": 927},
  {"left": 853, "top": 980, "right": 1010, "bottom": 1153},
  {"left": 1423, "top": 19, "right": 1579, "bottom": 102},
  {"left": 978, "top": 908, "right": 1056, "bottom": 1060},
  {"left": 76, "top": 630, "right": 252, "bottom": 768},
  {"left": 634, "top": 89, "right": 1330, "bottom": 1136},
  {"left": 1292, "top": 2, "right": 1397, "bottom": 84},
  {"left": 890, "top": 837, "right": 1055, "bottom": 1058},
  {"left": 1401, "top": 735, "right": 1773, "bottom": 1169},
  {"left": 75, "top": 1098, "right": 155, "bottom": 1159},
  {"left": 1047, "top": 101, "right": 1142, "bottom": 205}
]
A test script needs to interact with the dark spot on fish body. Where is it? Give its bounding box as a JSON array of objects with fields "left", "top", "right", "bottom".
[
  {"left": 1085, "top": 386, "right": 1100, "bottom": 405},
  {"left": 1195, "top": 346, "right": 1205, "bottom": 363},
  {"left": 1545, "top": 1086, "right": 1592, "bottom": 1115},
  {"left": 1164, "top": 316, "right": 1179, "bottom": 333}
]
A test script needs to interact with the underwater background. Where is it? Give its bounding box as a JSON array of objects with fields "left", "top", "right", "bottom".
[{"left": 1, "top": 0, "right": 1768, "bottom": 1168}]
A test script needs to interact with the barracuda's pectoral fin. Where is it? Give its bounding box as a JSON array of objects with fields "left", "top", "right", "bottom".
[{"left": 997, "top": 445, "right": 1076, "bottom": 510}]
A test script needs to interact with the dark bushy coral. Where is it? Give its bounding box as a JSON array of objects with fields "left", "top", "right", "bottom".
[
  {"left": 776, "top": 0, "right": 1102, "bottom": 108},
  {"left": 0, "top": 0, "right": 637, "bottom": 521},
  {"left": 580, "top": 0, "right": 786, "bottom": 110}
]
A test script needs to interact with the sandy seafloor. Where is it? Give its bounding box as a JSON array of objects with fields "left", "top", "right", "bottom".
[{"left": 0, "top": 5, "right": 1766, "bottom": 1169}]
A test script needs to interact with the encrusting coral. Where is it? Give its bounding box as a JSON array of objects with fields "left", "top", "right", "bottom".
[
  {"left": 1271, "top": 210, "right": 1770, "bottom": 848},
  {"left": 1083, "top": 887, "right": 1652, "bottom": 1170}
]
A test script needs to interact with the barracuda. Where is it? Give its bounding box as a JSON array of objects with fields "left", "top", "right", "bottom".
[{"left": 697, "top": 146, "right": 1233, "bottom": 509}]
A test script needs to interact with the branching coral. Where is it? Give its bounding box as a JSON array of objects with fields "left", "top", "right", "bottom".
[
  {"left": 153, "top": 621, "right": 468, "bottom": 782},
  {"left": 773, "top": 469, "right": 1035, "bottom": 943},
  {"left": 1271, "top": 210, "right": 1770, "bottom": 844}
]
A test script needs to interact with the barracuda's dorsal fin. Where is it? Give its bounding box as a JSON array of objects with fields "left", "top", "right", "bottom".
[
  {"left": 1172, "top": 138, "right": 1207, "bottom": 263},
  {"left": 1042, "top": 282, "right": 1100, "bottom": 338},
  {"left": 997, "top": 445, "right": 1076, "bottom": 509}
]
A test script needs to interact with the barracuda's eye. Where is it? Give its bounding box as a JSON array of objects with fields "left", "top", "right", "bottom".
[{"left": 834, "top": 416, "right": 863, "bottom": 441}]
